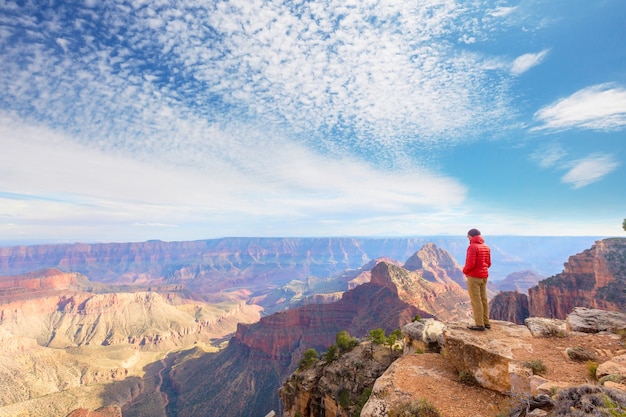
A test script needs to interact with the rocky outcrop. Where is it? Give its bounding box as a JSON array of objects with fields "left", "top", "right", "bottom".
[
  {"left": 0, "top": 268, "right": 82, "bottom": 297},
  {"left": 369, "top": 261, "right": 471, "bottom": 322},
  {"left": 403, "top": 243, "right": 466, "bottom": 288},
  {"left": 528, "top": 238, "right": 626, "bottom": 319},
  {"left": 490, "top": 238, "right": 626, "bottom": 323},
  {"left": 566, "top": 306, "right": 626, "bottom": 333},
  {"left": 279, "top": 341, "right": 398, "bottom": 417},
  {"left": 167, "top": 246, "right": 471, "bottom": 417},
  {"left": 489, "top": 290, "right": 530, "bottom": 324},
  {"left": 359, "top": 309, "right": 626, "bottom": 417}
]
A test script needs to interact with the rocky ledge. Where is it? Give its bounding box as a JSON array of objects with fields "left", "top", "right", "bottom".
[{"left": 361, "top": 307, "right": 626, "bottom": 417}]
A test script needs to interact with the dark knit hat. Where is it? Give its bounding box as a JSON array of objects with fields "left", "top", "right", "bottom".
[{"left": 467, "top": 228, "right": 481, "bottom": 237}]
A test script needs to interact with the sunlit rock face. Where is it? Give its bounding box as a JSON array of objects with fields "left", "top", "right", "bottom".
[
  {"left": 168, "top": 245, "right": 471, "bottom": 417},
  {"left": 528, "top": 238, "right": 626, "bottom": 319}
]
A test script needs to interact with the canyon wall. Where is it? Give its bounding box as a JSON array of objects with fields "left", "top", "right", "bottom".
[
  {"left": 490, "top": 238, "right": 626, "bottom": 323},
  {"left": 528, "top": 238, "right": 626, "bottom": 319},
  {"left": 167, "top": 244, "right": 471, "bottom": 417}
]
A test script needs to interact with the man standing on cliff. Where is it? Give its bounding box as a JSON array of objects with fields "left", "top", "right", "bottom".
[{"left": 463, "top": 228, "right": 492, "bottom": 331}]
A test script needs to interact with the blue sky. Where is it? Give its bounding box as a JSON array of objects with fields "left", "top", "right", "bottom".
[{"left": 0, "top": 0, "right": 624, "bottom": 244}]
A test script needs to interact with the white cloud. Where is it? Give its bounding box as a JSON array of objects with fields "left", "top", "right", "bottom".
[
  {"left": 0, "top": 113, "right": 467, "bottom": 241},
  {"left": 511, "top": 49, "right": 549, "bottom": 75},
  {"left": 490, "top": 6, "right": 517, "bottom": 18},
  {"left": 533, "top": 84, "right": 626, "bottom": 131},
  {"left": 530, "top": 142, "right": 567, "bottom": 168},
  {"left": 561, "top": 154, "right": 619, "bottom": 189},
  {"left": 0, "top": 0, "right": 517, "bottom": 169}
]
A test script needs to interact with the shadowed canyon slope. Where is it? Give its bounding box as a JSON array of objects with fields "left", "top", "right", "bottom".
[{"left": 166, "top": 245, "right": 471, "bottom": 417}]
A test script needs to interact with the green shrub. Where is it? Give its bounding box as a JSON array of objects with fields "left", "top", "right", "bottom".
[
  {"left": 458, "top": 370, "right": 479, "bottom": 386},
  {"left": 338, "top": 388, "right": 350, "bottom": 408},
  {"left": 368, "top": 328, "right": 386, "bottom": 345},
  {"left": 336, "top": 330, "right": 359, "bottom": 352},
  {"left": 523, "top": 359, "right": 547, "bottom": 376},
  {"left": 298, "top": 348, "right": 319, "bottom": 370},
  {"left": 325, "top": 344, "right": 338, "bottom": 362},
  {"left": 388, "top": 398, "right": 441, "bottom": 417},
  {"left": 352, "top": 387, "right": 372, "bottom": 417},
  {"left": 586, "top": 361, "right": 598, "bottom": 380}
]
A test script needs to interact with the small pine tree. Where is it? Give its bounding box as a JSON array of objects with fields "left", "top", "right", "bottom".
[
  {"left": 298, "top": 348, "right": 319, "bottom": 370},
  {"left": 368, "top": 328, "right": 386, "bottom": 345},
  {"left": 336, "top": 330, "right": 359, "bottom": 352},
  {"left": 325, "top": 344, "right": 338, "bottom": 362}
]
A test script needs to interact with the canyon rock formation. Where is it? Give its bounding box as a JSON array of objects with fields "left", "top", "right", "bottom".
[
  {"left": 0, "top": 269, "right": 260, "bottom": 417},
  {"left": 166, "top": 245, "right": 471, "bottom": 417},
  {"left": 284, "top": 309, "right": 626, "bottom": 417},
  {"left": 0, "top": 237, "right": 600, "bottom": 309},
  {"left": 489, "top": 290, "right": 530, "bottom": 325},
  {"left": 490, "top": 238, "right": 626, "bottom": 324},
  {"left": 528, "top": 238, "right": 626, "bottom": 319}
]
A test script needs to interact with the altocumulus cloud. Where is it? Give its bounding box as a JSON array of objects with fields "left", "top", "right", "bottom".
[
  {"left": 562, "top": 154, "right": 620, "bottom": 190},
  {"left": 0, "top": 0, "right": 573, "bottom": 238}
]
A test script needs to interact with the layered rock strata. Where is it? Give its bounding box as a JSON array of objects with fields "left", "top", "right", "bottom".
[
  {"left": 490, "top": 238, "right": 626, "bottom": 323},
  {"left": 528, "top": 238, "right": 626, "bottom": 319},
  {"left": 167, "top": 246, "right": 471, "bottom": 417}
]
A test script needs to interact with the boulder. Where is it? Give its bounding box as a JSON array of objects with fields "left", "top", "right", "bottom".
[
  {"left": 597, "top": 353, "right": 626, "bottom": 379},
  {"left": 443, "top": 321, "right": 534, "bottom": 393},
  {"left": 402, "top": 318, "right": 446, "bottom": 354},
  {"left": 566, "top": 307, "right": 626, "bottom": 333},
  {"left": 524, "top": 317, "right": 566, "bottom": 337}
]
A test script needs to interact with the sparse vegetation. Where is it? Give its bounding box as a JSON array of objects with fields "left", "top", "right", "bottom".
[
  {"left": 387, "top": 329, "right": 404, "bottom": 353},
  {"left": 388, "top": 398, "right": 441, "bottom": 417},
  {"left": 600, "top": 374, "right": 626, "bottom": 385},
  {"left": 458, "top": 370, "right": 479, "bottom": 386},
  {"left": 566, "top": 346, "right": 598, "bottom": 362},
  {"left": 368, "top": 328, "right": 386, "bottom": 345},
  {"left": 324, "top": 344, "right": 338, "bottom": 362},
  {"left": 352, "top": 387, "right": 372, "bottom": 417},
  {"left": 550, "top": 385, "right": 626, "bottom": 416},
  {"left": 586, "top": 361, "right": 598, "bottom": 380},
  {"left": 336, "top": 330, "right": 359, "bottom": 352},
  {"left": 298, "top": 348, "right": 319, "bottom": 370},
  {"left": 413, "top": 314, "right": 423, "bottom": 322},
  {"left": 523, "top": 359, "right": 547, "bottom": 376},
  {"left": 338, "top": 388, "right": 350, "bottom": 408}
]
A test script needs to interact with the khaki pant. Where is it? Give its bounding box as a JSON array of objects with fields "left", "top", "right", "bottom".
[{"left": 467, "top": 276, "right": 490, "bottom": 327}]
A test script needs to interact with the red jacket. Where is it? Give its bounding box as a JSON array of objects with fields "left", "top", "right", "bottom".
[{"left": 463, "top": 235, "right": 491, "bottom": 278}]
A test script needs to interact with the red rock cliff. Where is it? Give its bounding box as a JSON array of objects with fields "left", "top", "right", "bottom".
[{"left": 528, "top": 238, "right": 626, "bottom": 319}]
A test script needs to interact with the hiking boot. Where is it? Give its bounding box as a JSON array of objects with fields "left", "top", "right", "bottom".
[
  {"left": 484, "top": 324, "right": 491, "bottom": 329},
  {"left": 467, "top": 325, "right": 485, "bottom": 331}
]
